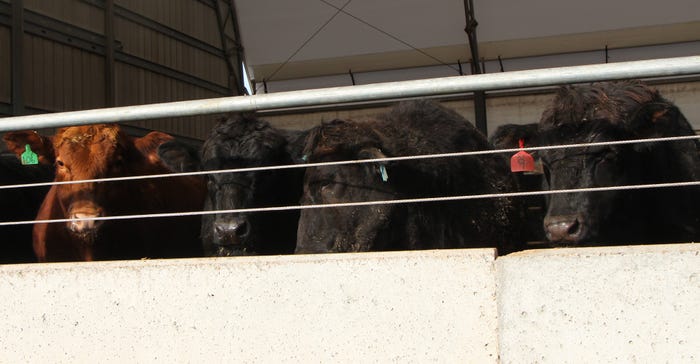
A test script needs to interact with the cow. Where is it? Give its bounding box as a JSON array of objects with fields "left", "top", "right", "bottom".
[
  {"left": 489, "top": 123, "right": 547, "bottom": 245},
  {"left": 156, "top": 139, "right": 202, "bottom": 173},
  {"left": 537, "top": 80, "right": 700, "bottom": 246},
  {"left": 200, "top": 114, "right": 305, "bottom": 256},
  {"left": 296, "top": 99, "right": 525, "bottom": 255},
  {"left": 0, "top": 150, "right": 53, "bottom": 263},
  {"left": 3, "top": 125, "right": 205, "bottom": 262}
]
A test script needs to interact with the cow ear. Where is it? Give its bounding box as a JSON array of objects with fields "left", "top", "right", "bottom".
[
  {"left": 156, "top": 140, "right": 201, "bottom": 173},
  {"left": 135, "top": 131, "right": 175, "bottom": 164},
  {"left": 357, "top": 147, "right": 386, "bottom": 160},
  {"left": 2, "top": 130, "right": 55, "bottom": 165},
  {"left": 358, "top": 147, "right": 390, "bottom": 182},
  {"left": 629, "top": 102, "right": 687, "bottom": 137},
  {"left": 489, "top": 123, "right": 540, "bottom": 150}
]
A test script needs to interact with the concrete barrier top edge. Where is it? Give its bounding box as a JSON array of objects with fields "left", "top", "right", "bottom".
[
  {"left": 0, "top": 247, "right": 498, "bottom": 272},
  {"left": 501, "top": 242, "right": 699, "bottom": 260},
  {"left": 1, "top": 243, "right": 697, "bottom": 272}
]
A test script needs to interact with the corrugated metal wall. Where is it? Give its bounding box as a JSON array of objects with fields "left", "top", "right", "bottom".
[{"left": 1, "top": 0, "right": 237, "bottom": 140}]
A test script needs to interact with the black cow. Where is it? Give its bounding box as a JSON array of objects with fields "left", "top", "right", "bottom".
[
  {"left": 538, "top": 80, "right": 700, "bottom": 246},
  {"left": 489, "top": 123, "right": 539, "bottom": 152},
  {"left": 296, "top": 99, "right": 525, "bottom": 254},
  {"left": 0, "top": 150, "right": 53, "bottom": 263},
  {"left": 200, "top": 114, "right": 305, "bottom": 256},
  {"left": 489, "top": 123, "right": 547, "bottom": 244}
]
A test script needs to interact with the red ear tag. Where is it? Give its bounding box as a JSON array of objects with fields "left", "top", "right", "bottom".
[{"left": 510, "top": 139, "right": 535, "bottom": 172}]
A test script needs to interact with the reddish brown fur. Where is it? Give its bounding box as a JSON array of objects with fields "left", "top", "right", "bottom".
[{"left": 4, "top": 124, "right": 204, "bottom": 262}]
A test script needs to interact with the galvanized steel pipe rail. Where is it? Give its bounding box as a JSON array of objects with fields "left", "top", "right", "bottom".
[{"left": 1, "top": 56, "right": 700, "bottom": 132}]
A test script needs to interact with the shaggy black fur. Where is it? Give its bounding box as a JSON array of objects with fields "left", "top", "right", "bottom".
[
  {"left": 200, "top": 114, "right": 306, "bottom": 256},
  {"left": 0, "top": 152, "right": 53, "bottom": 263},
  {"left": 489, "top": 123, "right": 547, "bottom": 244},
  {"left": 538, "top": 80, "right": 700, "bottom": 246},
  {"left": 296, "top": 99, "right": 525, "bottom": 255}
]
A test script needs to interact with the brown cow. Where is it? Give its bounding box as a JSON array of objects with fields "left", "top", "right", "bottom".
[{"left": 3, "top": 124, "right": 205, "bottom": 262}]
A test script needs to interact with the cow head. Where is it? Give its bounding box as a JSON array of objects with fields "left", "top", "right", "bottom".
[
  {"left": 200, "top": 115, "right": 300, "bottom": 256},
  {"left": 296, "top": 120, "right": 398, "bottom": 253},
  {"left": 4, "top": 124, "right": 172, "bottom": 244},
  {"left": 537, "top": 81, "right": 697, "bottom": 246},
  {"left": 538, "top": 120, "right": 643, "bottom": 245}
]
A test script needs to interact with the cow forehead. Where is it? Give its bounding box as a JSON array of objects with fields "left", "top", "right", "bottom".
[
  {"left": 56, "top": 125, "right": 121, "bottom": 149},
  {"left": 53, "top": 125, "right": 127, "bottom": 178}
]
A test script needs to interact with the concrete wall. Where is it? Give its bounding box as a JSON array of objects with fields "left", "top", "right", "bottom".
[
  {"left": 0, "top": 250, "right": 499, "bottom": 362},
  {"left": 0, "top": 244, "right": 697, "bottom": 362},
  {"left": 498, "top": 243, "right": 700, "bottom": 363}
]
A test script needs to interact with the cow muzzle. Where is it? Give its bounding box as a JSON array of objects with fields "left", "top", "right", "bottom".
[
  {"left": 67, "top": 206, "right": 105, "bottom": 235},
  {"left": 544, "top": 214, "right": 585, "bottom": 244},
  {"left": 212, "top": 217, "right": 251, "bottom": 251}
]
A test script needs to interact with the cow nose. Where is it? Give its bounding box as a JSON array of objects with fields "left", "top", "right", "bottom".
[
  {"left": 69, "top": 212, "right": 103, "bottom": 233},
  {"left": 213, "top": 218, "right": 250, "bottom": 246},
  {"left": 544, "top": 215, "right": 583, "bottom": 243}
]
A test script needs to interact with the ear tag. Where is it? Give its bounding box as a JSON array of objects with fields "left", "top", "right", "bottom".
[
  {"left": 21, "top": 144, "right": 39, "bottom": 165},
  {"left": 510, "top": 139, "right": 535, "bottom": 172},
  {"left": 379, "top": 164, "right": 389, "bottom": 182},
  {"left": 301, "top": 154, "right": 308, "bottom": 162}
]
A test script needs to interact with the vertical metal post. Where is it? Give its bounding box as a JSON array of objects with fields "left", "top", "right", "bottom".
[
  {"left": 10, "top": 0, "right": 24, "bottom": 115},
  {"left": 228, "top": 0, "right": 247, "bottom": 95},
  {"left": 463, "top": 0, "right": 487, "bottom": 135},
  {"left": 104, "top": 0, "right": 115, "bottom": 107},
  {"left": 348, "top": 69, "right": 356, "bottom": 85},
  {"left": 213, "top": 0, "right": 246, "bottom": 96}
]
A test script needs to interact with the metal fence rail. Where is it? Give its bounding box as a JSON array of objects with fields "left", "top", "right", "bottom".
[{"left": 1, "top": 56, "right": 699, "bottom": 132}]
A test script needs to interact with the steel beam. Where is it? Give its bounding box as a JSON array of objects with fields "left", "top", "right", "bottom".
[
  {"left": 463, "top": 0, "right": 487, "bottom": 134},
  {"left": 80, "top": 0, "right": 224, "bottom": 58},
  {"left": 0, "top": 56, "right": 699, "bottom": 132}
]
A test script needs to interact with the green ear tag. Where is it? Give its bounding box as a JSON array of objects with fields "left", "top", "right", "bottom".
[
  {"left": 379, "top": 165, "right": 389, "bottom": 182},
  {"left": 21, "top": 144, "right": 39, "bottom": 165}
]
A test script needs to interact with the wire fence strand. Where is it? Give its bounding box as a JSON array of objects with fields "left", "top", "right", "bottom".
[
  {"left": 2, "top": 134, "right": 699, "bottom": 191},
  {"left": 1, "top": 180, "right": 699, "bottom": 227}
]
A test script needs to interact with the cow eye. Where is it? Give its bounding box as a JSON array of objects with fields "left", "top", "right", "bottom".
[
  {"left": 206, "top": 180, "right": 218, "bottom": 191},
  {"left": 55, "top": 158, "right": 67, "bottom": 170},
  {"left": 593, "top": 154, "right": 620, "bottom": 186},
  {"left": 319, "top": 180, "right": 340, "bottom": 197},
  {"left": 319, "top": 180, "right": 332, "bottom": 191}
]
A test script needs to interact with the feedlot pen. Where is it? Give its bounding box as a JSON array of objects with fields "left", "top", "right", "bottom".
[{"left": 0, "top": 57, "right": 699, "bottom": 362}]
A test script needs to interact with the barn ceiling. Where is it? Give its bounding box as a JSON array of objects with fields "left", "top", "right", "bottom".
[{"left": 234, "top": 0, "right": 700, "bottom": 83}]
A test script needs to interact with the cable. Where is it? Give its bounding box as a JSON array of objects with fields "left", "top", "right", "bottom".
[
  {"left": 265, "top": 0, "right": 353, "bottom": 82},
  {"left": 1, "top": 134, "right": 699, "bottom": 191},
  {"left": 1, "top": 180, "right": 699, "bottom": 227},
  {"left": 318, "top": 0, "right": 460, "bottom": 73}
]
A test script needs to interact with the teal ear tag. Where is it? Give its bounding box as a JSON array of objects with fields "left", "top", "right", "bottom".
[
  {"left": 21, "top": 144, "right": 39, "bottom": 165},
  {"left": 379, "top": 165, "right": 389, "bottom": 182}
]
